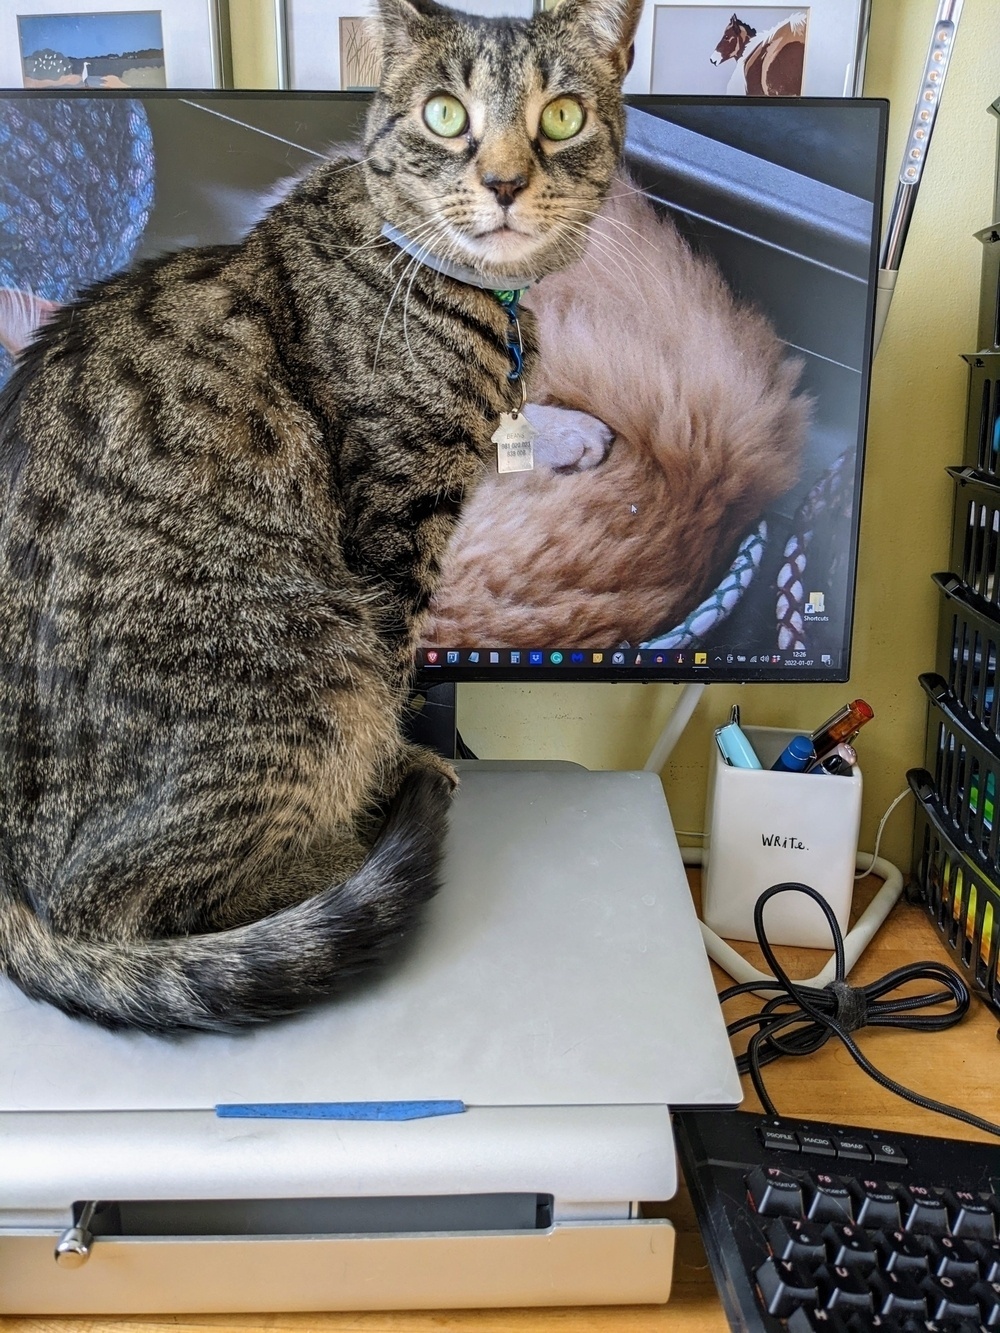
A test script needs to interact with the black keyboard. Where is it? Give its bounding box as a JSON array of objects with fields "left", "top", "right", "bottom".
[{"left": 674, "top": 1108, "right": 1000, "bottom": 1333}]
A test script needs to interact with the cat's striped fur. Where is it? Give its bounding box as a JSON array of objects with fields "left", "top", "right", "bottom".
[{"left": 0, "top": 0, "right": 642, "bottom": 1032}]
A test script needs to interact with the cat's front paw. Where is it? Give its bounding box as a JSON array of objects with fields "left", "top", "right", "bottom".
[{"left": 522, "top": 403, "right": 614, "bottom": 473}]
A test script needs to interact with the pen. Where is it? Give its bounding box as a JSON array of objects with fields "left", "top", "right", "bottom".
[
  {"left": 810, "top": 699, "right": 874, "bottom": 758},
  {"left": 715, "top": 720, "right": 761, "bottom": 769}
]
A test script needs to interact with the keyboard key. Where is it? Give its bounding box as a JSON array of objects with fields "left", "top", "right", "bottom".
[
  {"left": 944, "top": 1189, "right": 998, "bottom": 1241},
  {"left": 871, "top": 1140, "right": 909, "bottom": 1168},
  {"left": 755, "top": 1257, "right": 819, "bottom": 1317},
  {"left": 972, "top": 1241, "right": 1000, "bottom": 1281},
  {"left": 850, "top": 1177, "right": 902, "bottom": 1230},
  {"left": 898, "top": 1184, "right": 950, "bottom": 1236},
  {"left": 786, "top": 1307, "right": 858, "bottom": 1332},
  {"left": 867, "top": 1268, "right": 929, "bottom": 1317},
  {"left": 767, "top": 1216, "right": 827, "bottom": 1264},
  {"left": 815, "top": 1262, "right": 874, "bottom": 1313},
  {"left": 822, "top": 1221, "right": 877, "bottom": 1270},
  {"left": 805, "top": 1172, "right": 855, "bottom": 1222},
  {"left": 932, "top": 1235, "right": 982, "bottom": 1281},
  {"left": 762, "top": 1125, "right": 801, "bottom": 1153},
  {"left": 971, "top": 1277, "right": 1000, "bottom": 1325},
  {"left": 833, "top": 1136, "right": 872, "bottom": 1162},
  {"left": 873, "top": 1228, "right": 931, "bottom": 1276},
  {"left": 746, "top": 1165, "right": 805, "bottom": 1217},
  {"left": 798, "top": 1132, "right": 838, "bottom": 1157},
  {"left": 919, "top": 1273, "right": 983, "bottom": 1321}
]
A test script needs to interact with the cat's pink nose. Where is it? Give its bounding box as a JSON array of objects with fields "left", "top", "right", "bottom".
[{"left": 482, "top": 174, "right": 528, "bottom": 209}]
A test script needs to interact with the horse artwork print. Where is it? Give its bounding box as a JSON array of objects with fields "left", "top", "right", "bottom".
[{"left": 709, "top": 11, "right": 807, "bottom": 96}]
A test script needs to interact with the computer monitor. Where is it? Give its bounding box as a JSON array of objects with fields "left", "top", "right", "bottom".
[{"left": 0, "top": 90, "right": 886, "bottom": 691}]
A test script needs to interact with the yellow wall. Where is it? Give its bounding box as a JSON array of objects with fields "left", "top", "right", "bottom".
[
  {"left": 227, "top": 0, "right": 281, "bottom": 88},
  {"left": 228, "top": 0, "right": 1000, "bottom": 871}
]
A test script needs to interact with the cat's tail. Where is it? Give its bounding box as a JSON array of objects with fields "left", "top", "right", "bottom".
[{"left": 0, "top": 768, "right": 451, "bottom": 1034}]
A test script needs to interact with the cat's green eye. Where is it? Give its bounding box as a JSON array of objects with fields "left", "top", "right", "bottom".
[
  {"left": 540, "top": 97, "right": 585, "bottom": 142},
  {"left": 423, "top": 94, "right": 469, "bottom": 138}
]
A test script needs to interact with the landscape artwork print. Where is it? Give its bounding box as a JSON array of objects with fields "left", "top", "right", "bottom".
[
  {"left": 18, "top": 10, "right": 166, "bottom": 88},
  {"left": 339, "top": 16, "right": 381, "bottom": 88}
]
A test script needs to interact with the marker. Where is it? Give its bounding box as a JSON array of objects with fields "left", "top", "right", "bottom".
[{"left": 770, "top": 734, "right": 815, "bottom": 773}]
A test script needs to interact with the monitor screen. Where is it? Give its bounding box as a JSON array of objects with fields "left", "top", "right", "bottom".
[{"left": 0, "top": 90, "right": 886, "bottom": 687}]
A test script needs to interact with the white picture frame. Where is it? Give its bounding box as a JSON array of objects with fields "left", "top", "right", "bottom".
[
  {"left": 280, "top": 0, "right": 536, "bottom": 90},
  {"left": 0, "top": 0, "right": 224, "bottom": 89},
  {"left": 625, "top": 0, "right": 871, "bottom": 97}
]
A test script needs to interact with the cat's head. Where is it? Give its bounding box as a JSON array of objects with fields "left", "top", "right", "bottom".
[{"left": 363, "top": 0, "right": 642, "bottom": 283}]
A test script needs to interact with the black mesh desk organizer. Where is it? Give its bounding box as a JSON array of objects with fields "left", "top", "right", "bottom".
[{"left": 908, "top": 97, "right": 1000, "bottom": 1018}]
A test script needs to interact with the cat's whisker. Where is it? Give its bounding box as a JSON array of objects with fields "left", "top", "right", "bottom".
[
  {"left": 382, "top": 219, "right": 455, "bottom": 369},
  {"left": 379, "top": 216, "right": 453, "bottom": 273},
  {"left": 371, "top": 254, "right": 422, "bottom": 380},
  {"left": 341, "top": 231, "right": 397, "bottom": 262},
  {"left": 401, "top": 243, "right": 433, "bottom": 366},
  {"left": 557, "top": 219, "right": 652, "bottom": 298},
  {"left": 559, "top": 213, "right": 672, "bottom": 298},
  {"left": 601, "top": 178, "right": 659, "bottom": 204},
  {"left": 556, "top": 203, "right": 667, "bottom": 269}
]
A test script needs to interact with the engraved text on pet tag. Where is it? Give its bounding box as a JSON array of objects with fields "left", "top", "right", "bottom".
[{"left": 492, "top": 411, "right": 536, "bottom": 474}]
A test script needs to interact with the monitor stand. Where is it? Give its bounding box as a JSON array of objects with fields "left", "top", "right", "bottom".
[{"left": 0, "top": 761, "right": 740, "bottom": 1314}]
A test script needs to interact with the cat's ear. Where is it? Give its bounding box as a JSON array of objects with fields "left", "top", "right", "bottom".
[
  {"left": 558, "top": 0, "right": 645, "bottom": 80},
  {"left": 371, "top": 0, "right": 442, "bottom": 63}
]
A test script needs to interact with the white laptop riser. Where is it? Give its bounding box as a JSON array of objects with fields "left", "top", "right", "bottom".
[{"left": 0, "top": 764, "right": 740, "bottom": 1313}]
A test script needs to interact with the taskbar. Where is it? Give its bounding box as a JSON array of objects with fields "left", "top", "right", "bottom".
[{"left": 417, "top": 646, "right": 843, "bottom": 672}]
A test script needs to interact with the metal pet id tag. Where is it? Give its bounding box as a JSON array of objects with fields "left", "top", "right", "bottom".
[{"left": 492, "top": 411, "right": 536, "bottom": 474}]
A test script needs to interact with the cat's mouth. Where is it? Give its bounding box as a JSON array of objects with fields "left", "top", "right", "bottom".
[{"left": 465, "top": 221, "right": 542, "bottom": 264}]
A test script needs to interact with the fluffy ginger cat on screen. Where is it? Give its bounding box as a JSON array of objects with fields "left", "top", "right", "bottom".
[{"left": 423, "top": 176, "right": 810, "bottom": 649}]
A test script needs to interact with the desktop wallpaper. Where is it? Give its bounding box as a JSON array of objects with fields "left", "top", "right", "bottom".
[{"left": 0, "top": 92, "right": 884, "bottom": 681}]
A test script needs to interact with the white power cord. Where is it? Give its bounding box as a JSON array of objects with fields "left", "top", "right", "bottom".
[
  {"left": 855, "top": 787, "right": 911, "bottom": 879},
  {"left": 681, "top": 845, "right": 904, "bottom": 988}
]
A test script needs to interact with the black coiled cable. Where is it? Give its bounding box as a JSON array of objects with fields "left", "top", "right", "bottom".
[{"left": 718, "top": 882, "right": 1000, "bottom": 1139}]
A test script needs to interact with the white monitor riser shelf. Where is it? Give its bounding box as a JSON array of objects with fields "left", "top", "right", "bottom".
[{"left": 0, "top": 762, "right": 740, "bottom": 1314}]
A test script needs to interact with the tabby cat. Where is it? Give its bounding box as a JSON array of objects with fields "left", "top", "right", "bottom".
[{"left": 0, "top": 0, "right": 642, "bottom": 1033}]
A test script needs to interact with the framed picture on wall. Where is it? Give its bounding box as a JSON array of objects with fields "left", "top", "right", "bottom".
[
  {"left": 279, "top": 0, "right": 535, "bottom": 90},
  {"left": 0, "top": 0, "right": 225, "bottom": 89},
  {"left": 624, "top": 0, "right": 871, "bottom": 98}
]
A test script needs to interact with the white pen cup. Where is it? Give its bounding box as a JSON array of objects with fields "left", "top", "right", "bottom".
[{"left": 702, "top": 725, "right": 863, "bottom": 948}]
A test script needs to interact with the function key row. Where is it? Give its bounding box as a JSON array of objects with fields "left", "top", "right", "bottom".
[
  {"left": 761, "top": 1125, "right": 909, "bottom": 1165},
  {"left": 746, "top": 1165, "right": 1000, "bottom": 1239}
]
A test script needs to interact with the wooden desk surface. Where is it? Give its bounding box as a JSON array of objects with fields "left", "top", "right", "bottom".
[{"left": 3, "top": 878, "right": 998, "bottom": 1333}]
